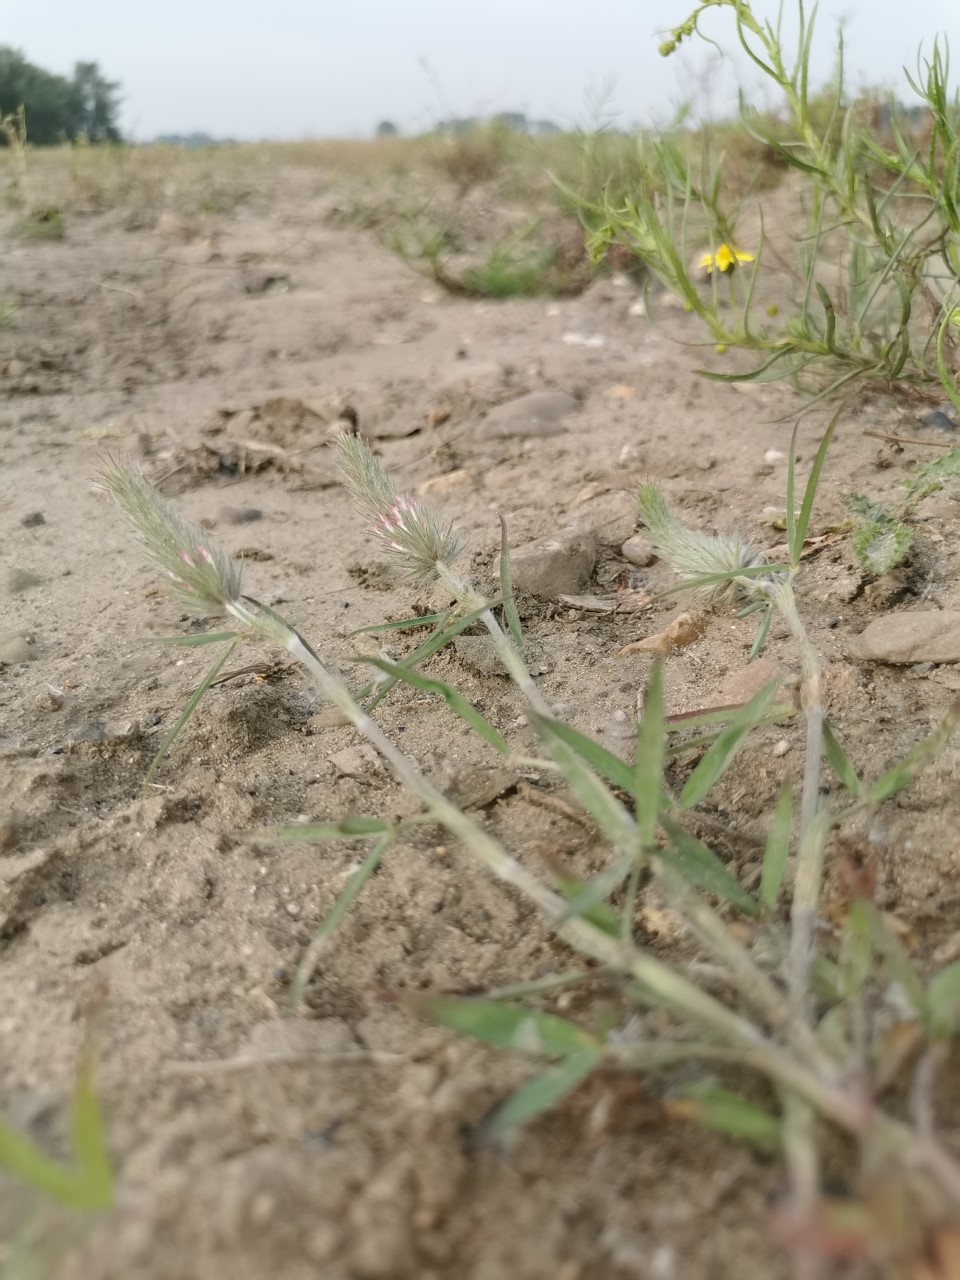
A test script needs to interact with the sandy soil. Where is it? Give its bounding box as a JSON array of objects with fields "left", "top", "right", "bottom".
[{"left": 2, "top": 163, "right": 960, "bottom": 1280}]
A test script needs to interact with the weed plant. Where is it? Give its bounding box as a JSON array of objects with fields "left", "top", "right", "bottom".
[{"left": 100, "top": 428, "right": 960, "bottom": 1270}]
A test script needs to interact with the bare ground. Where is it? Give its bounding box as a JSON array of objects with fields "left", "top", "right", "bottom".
[{"left": 2, "top": 162, "right": 960, "bottom": 1280}]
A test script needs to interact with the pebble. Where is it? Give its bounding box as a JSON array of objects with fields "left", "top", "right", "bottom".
[
  {"left": 0, "top": 632, "right": 37, "bottom": 664},
  {"left": 764, "top": 449, "right": 787, "bottom": 463},
  {"left": 8, "top": 568, "right": 41, "bottom": 594},
  {"left": 621, "top": 534, "right": 657, "bottom": 567},
  {"left": 849, "top": 611, "right": 960, "bottom": 664},
  {"left": 509, "top": 528, "right": 597, "bottom": 599},
  {"left": 921, "top": 409, "right": 957, "bottom": 433},
  {"left": 330, "top": 743, "right": 382, "bottom": 778},
  {"left": 220, "top": 506, "right": 263, "bottom": 525},
  {"left": 478, "top": 390, "right": 578, "bottom": 440},
  {"left": 0, "top": 812, "right": 22, "bottom": 849},
  {"left": 20, "top": 512, "right": 45, "bottom": 528}
]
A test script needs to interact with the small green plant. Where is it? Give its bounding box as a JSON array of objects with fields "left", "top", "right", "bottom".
[
  {"left": 103, "top": 428, "right": 960, "bottom": 1268},
  {"left": 847, "top": 444, "right": 960, "bottom": 573},
  {"left": 0, "top": 1039, "right": 113, "bottom": 1212},
  {"left": 580, "top": 1, "right": 960, "bottom": 408},
  {"left": 0, "top": 298, "right": 17, "bottom": 327}
]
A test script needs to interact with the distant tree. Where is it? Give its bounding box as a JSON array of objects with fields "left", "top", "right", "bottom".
[
  {"left": 0, "top": 47, "right": 122, "bottom": 144},
  {"left": 69, "top": 61, "right": 122, "bottom": 142},
  {"left": 376, "top": 120, "right": 398, "bottom": 137}
]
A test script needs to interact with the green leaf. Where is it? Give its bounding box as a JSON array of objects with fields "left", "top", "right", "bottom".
[
  {"left": 760, "top": 788, "right": 792, "bottom": 912},
  {"left": 364, "top": 603, "right": 495, "bottom": 710},
  {"left": 549, "top": 867, "right": 623, "bottom": 937},
  {"left": 667, "top": 1084, "right": 781, "bottom": 1150},
  {"left": 290, "top": 832, "right": 392, "bottom": 1005},
  {"left": 69, "top": 1045, "right": 113, "bottom": 1209},
  {"left": 867, "top": 905, "right": 927, "bottom": 1019},
  {"left": 270, "top": 817, "right": 393, "bottom": 842},
  {"left": 146, "top": 638, "right": 239, "bottom": 784},
  {"left": 537, "top": 717, "right": 634, "bottom": 792},
  {"left": 0, "top": 1122, "right": 88, "bottom": 1208},
  {"left": 792, "top": 407, "right": 840, "bottom": 565},
  {"left": 404, "top": 995, "right": 601, "bottom": 1056},
  {"left": 347, "top": 612, "right": 447, "bottom": 637},
  {"left": 867, "top": 703, "right": 960, "bottom": 803},
  {"left": 822, "top": 723, "right": 864, "bottom": 796},
  {"left": 839, "top": 901, "right": 874, "bottom": 1000},
  {"left": 658, "top": 817, "right": 759, "bottom": 916},
  {"left": 157, "top": 631, "right": 243, "bottom": 647},
  {"left": 480, "top": 1049, "right": 601, "bottom": 1141},
  {"left": 354, "top": 656, "right": 509, "bottom": 755},
  {"left": 927, "top": 963, "right": 960, "bottom": 1039},
  {"left": 851, "top": 518, "right": 912, "bottom": 575},
  {"left": 636, "top": 662, "right": 665, "bottom": 848},
  {"left": 748, "top": 606, "right": 773, "bottom": 660},
  {"left": 679, "top": 680, "right": 779, "bottom": 808},
  {"left": 498, "top": 514, "right": 524, "bottom": 651}
]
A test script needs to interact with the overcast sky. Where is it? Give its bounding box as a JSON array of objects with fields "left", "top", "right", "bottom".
[{"left": 4, "top": 0, "right": 957, "bottom": 140}]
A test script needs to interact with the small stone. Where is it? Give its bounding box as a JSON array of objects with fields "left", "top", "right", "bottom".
[
  {"left": 772, "top": 738, "right": 790, "bottom": 757},
  {"left": 921, "top": 410, "right": 957, "bottom": 433},
  {"left": 509, "top": 528, "right": 597, "bottom": 599},
  {"left": 8, "top": 568, "right": 41, "bottom": 594},
  {"left": 220, "top": 506, "right": 263, "bottom": 525},
  {"left": 70, "top": 722, "right": 107, "bottom": 744},
  {"left": 478, "top": 390, "right": 578, "bottom": 440},
  {"left": 20, "top": 512, "right": 46, "bottom": 528},
  {"left": 621, "top": 534, "right": 657, "bottom": 567},
  {"left": 284, "top": 901, "right": 302, "bottom": 919},
  {"left": 309, "top": 709, "right": 351, "bottom": 729},
  {"left": 330, "top": 743, "right": 382, "bottom": 778},
  {"left": 0, "top": 812, "right": 22, "bottom": 849},
  {"left": 417, "top": 469, "right": 470, "bottom": 495},
  {"left": 849, "top": 611, "right": 960, "bottom": 664},
  {"left": 103, "top": 719, "right": 141, "bottom": 742},
  {"left": 764, "top": 449, "right": 787, "bottom": 464},
  {"left": 0, "top": 632, "right": 37, "bottom": 664}
]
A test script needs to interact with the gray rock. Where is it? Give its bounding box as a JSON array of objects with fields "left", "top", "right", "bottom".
[
  {"left": 849, "top": 611, "right": 960, "bottom": 664},
  {"left": 330, "top": 743, "right": 382, "bottom": 778},
  {"left": 621, "top": 534, "right": 657, "bottom": 566},
  {"left": 8, "top": 568, "right": 41, "bottom": 594},
  {"left": 220, "top": 506, "right": 263, "bottom": 525},
  {"left": 20, "top": 512, "right": 46, "bottom": 528},
  {"left": 0, "top": 632, "right": 37, "bottom": 664},
  {"left": 510, "top": 528, "right": 597, "bottom": 599},
  {"left": 479, "top": 390, "right": 578, "bottom": 439}
]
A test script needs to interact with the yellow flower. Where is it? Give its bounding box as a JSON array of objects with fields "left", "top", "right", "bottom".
[{"left": 699, "top": 244, "right": 755, "bottom": 275}]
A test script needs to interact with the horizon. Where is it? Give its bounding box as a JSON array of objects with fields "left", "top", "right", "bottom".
[{"left": 4, "top": 0, "right": 958, "bottom": 142}]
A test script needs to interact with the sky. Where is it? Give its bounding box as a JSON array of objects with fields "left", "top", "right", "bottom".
[{"left": 3, "top": 0, "right": 958, "bottom": 140}]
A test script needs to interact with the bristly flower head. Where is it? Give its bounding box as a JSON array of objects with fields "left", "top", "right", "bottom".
[
  {"left": 101, "top": 462, "right": 243, "bottom": 614},
  {"left": 637, "top": 482, "right": 775, "bottom": 603},
  {"left": 336, "top": 431, "right": 465, "bottom": 583}
]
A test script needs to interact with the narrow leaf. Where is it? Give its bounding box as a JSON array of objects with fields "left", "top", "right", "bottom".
[
  {"left": 867, "top": 906, "right": 927, "bottom": 1019},
  {"left": 760, "top": 788, "right": 792, "bottom": 912},
  {"left": 481, "top": 1049, "right": 601, "bottom": 1141},
  {"left": 403, "top": 995, "right": 600, "bottom": 1056},
  {"left": 927, "top": 963, "right": 960, "bottom": 1039},
  {"left": 69, "top": 1045, "right": 113, "bottom": 1209},
  {"left": 636, "top": 662, "right": 665, "bottom": 848},
  {"left": 0, "top": 1123, "right": 89, "bottom": 1209},
  {"left": 549, "top": 867, "right": 623, "bottom": 937},
  {"left": 347, "top": 612, "right": 447, "bottom": 637},
  {"left": 498, "top": 514, "right": 524, "bottom": 650},
  {"left": 364, "top": 603, "right": 495, "bottom": 709},
  {"left": 822, "top": 723, "right": 864, "bottom": 796},
  {"left": 666, "top": 1084, "right": 781, "bottom": 1150},
  {"left": 291, "top": 832, "right": 392, "bottom": 1005},
  {"left": 157, "top": 631, "right": 242, "bottom": 647},
  {"left": 793, "top": 407, "right": 841, "bottom": 562},
  {"left": 536, "top": 718, "right": 634, "bottom": 792},
  {"left": 355, "top": 656, "right": 509, "bottom": 755},
  {"left": 679, "top": 680, "right": 779, "bottom": 808},
  {"left": 658, "top": 817, "right": 759, "bottom": 915},
  {"left": 868, "top": 703, "right": 960, "bottom": 803},
  {"left": 146, "top": 639, "right": 239, "bottom": 783}
]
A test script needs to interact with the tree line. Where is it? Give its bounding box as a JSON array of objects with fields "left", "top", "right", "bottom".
[{"left": 0, "top": 46, "right": 122, "bottom": 144}]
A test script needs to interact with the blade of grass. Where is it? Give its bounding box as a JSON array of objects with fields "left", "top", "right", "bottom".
[
  {"left": 822, "top": 722, "right": 864, "bottom": 796},
  {"left": 269, "top": 816, "right": 394, "bottom": 842},
  {"left": 290, "top": 832, "right": 393, "bottom": 1005},
  {"left": 760, "top": 789, "right": 793, "bottom": 912},
  {"left": 636, "top": 662, "right": 666, "bottom": 848},
  {"left": 867, "top": 702, "right": 960, "bottom": 804},
  {"left": 403, "top": 995, "right": 601, "bottom": 1056},
  {"left": 69, "top": 1043, "right": 113, "bottom": 1209},
  {"left": 792, "top": 406, "right": 842, "bottom": 564},
  {"left": 355, "top": 656, "right": 510, "bottom": 755},
  {"left": 679, "top": 680, "right": 780, "bottom": 809},
  {"left": 146, "top": 639, "right": 239, "bottom": 784},
  {"left": 480, "top": 1048, "right": 602, "bottom": 1142},
  {"left": 498, "top": 514, "right": 524, "bottom": 650},
  {"left": 658, "top": 817, "right": 759, "bottom": 915},
  {"left": 157, "top": 631, "right": 243, "bottom": 647},
  {"left": 364, "top": 603, "right": 496, "bottom": 710},
  {"left": 347, "top": 612, "right": 447, "bottom": 637}
]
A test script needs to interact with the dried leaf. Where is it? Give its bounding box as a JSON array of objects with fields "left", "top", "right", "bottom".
[{"left": 618, "top": 612, "right": 704, "bottom": 657}]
